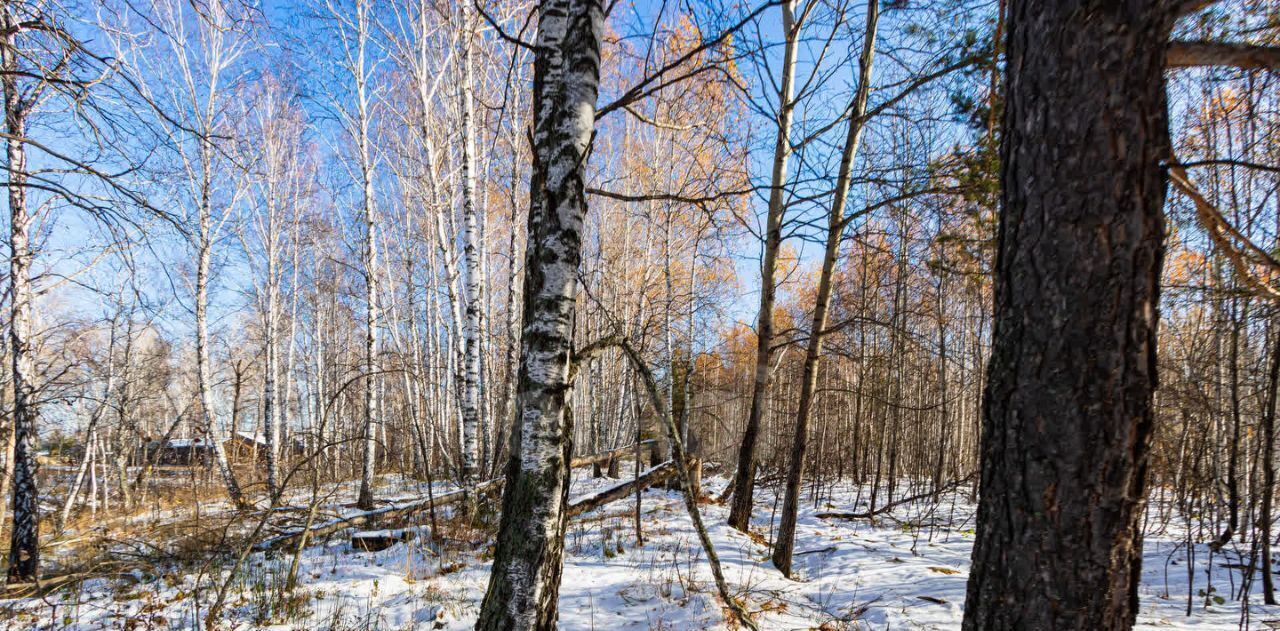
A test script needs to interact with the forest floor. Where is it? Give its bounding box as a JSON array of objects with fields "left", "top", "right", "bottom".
[{"left": 0, "top": 469, "right": 1273, "bottom": 630}]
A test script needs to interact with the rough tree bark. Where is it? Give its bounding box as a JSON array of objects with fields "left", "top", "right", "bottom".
[
  {"left": 474, "top": 0, "right": 603, "bottom": 627},
  {"left": 1260, "top": 321, "right": 1280, "bottom": 604},
  {"left": 961, "top": 1, "right": 1178, "bottom": 628}
]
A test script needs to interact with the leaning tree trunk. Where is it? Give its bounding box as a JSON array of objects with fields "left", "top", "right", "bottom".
[
  {"left": 772, "top": 0, "right": 878, "bottom": 578},
  {"left": 962, "top": 1, "right": 1177, "bottom": 628},
  {"left": 475, "top": 0, "right": 602, "bottom": 627},
  {"left": 4, "top": 15, "right": 38, "bottom": 582},
  {"left": 196, "top": 230, "right": 245, "bottom": 510},
  {"left": 727, "top": 0, "right": 799, "bottom": 533}
]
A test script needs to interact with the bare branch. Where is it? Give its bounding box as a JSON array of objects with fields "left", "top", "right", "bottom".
[
  {"left": 1175, "top": 0, "right": 1223, "bottom": 18},
  {"left": 595, "top": 0, "right": 782, "bottom": 120},
  {"left": 1168, "top": 161, "right": 1280, "bottom": 300},
  {"left": 1167, "top": 40, "right": 1280, "bottom": 70},
  {"left": 1171, "top": 159, "right": 1280, "bottom": 174}
]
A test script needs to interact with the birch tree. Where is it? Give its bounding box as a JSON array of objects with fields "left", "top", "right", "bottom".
[
  {"left": 2, "top": 0, "right": 152, "bottom": 580},
  {"left": 457, "top": 0, "right": 482, "bottom": 486},
  {"left": 244, "top": 78, "right": 310, "bottom": 503},
  {"left": 137, "top": 0, "right": 253, "bottom": 509},
  {"left": 772, "top": 0, "right": 878, "bottom": 577},
  {"left": 3, "top": 1, "right": 40, "bottom": 583},
  {"left": 317, "top": 0, "right": 384, "bottom": 511},
  {"left": 1, "top": 0, "right": 192, "bottom": 579},
  {"left": 727, "top": 0, "right": 802, "bottom": 531},
  {"left": 476, "top": 0, "right": 604, "bottom": 626}
]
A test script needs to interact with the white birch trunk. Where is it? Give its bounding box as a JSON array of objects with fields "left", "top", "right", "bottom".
[
  {"left": 351, "top": 0, "right": 380, "bottom": 511},
  {"left": 458, "top": 1, "right": 482, "bottom": 485},
  {"left": 476, "top": 0, "right": 603, "bottom": 626},
  {"left": 197, "top": 225, "right": 245, "bottom": 509},
  {"left": 3, "top": 24, "right": 38, "bottom": 575},
  {"left": 262, "top": 189, "right": 282, "bottom": 502}
]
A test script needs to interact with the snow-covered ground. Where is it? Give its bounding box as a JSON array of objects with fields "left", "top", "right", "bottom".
[{"left": 3, "top": 473, "right": 1275, "bottom": 629}]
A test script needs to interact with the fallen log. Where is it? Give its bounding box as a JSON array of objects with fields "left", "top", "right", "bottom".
[
  {"left": 256, "top": 442, "right": 657, "bottom": 552},
  {"left": 568, "top": 461, "right": 677, "bottom": 518},
  {"left": 254, "top": 478, "right": 504, "bottom": 552},
  {"left": 0, "top": 572, "right": 89, "bottom": 598},
  {"left": 569, "top": 439, "right": 656, "bottom": 469},
  {"left": 352, "top": 528, "right": 416, "bottom": 552},
  {"left": 815, "top": 477, "right": 970, "bottom": 521}
]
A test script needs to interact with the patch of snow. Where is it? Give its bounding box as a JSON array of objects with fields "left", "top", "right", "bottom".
[{"left": 5, "top": 472, "right": 1276, "bottom": 630}]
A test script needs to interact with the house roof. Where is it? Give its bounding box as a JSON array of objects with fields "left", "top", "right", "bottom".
[
  {"left": 232, "top": 431, "right": 267, "bottom": 446},
  {"left": 157, "top": 437, "right": 212, "bottom": 449}
]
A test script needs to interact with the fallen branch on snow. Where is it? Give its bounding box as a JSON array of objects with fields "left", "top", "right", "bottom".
[
  {"left": 568, "top": 461, "right": 679, "bottom": 518},
  {"left": 254, "top": 478, "right": 504, "bottom": 552},
  {"left": 570, "top": 439, "right": 657, "bottom": 470},
  {"left": 815, "top": 478, "right": 971, "bottom": 521},
  {"left": 255, "top": 441, "right": 659, "bottom": 552}
]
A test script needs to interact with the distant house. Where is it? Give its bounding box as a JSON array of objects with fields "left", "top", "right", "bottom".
[
  {"left": 146, "top": 432, "right": 302, "bottom": 467},
  {"left": 35, "top": 450, "right": 62, "bottom": 466},
  {"left": 225, "top": 431, "right": 268, "bottom": 463},
  {"left": 148, "top": 437, "right": 217, "bottom": 466}
]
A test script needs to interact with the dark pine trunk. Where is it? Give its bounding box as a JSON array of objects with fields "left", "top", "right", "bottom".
[
  {"left": 1260, "top": 321, "right": 1280, "bottom": 604},
  {"left": 962, "top": 1, "right": 1177, "bottom": 628},
  {"left": 475, "top": 0, "right": 602, "bottom": 628}
]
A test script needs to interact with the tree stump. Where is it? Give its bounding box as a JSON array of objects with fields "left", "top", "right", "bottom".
[{"left": 688, "top": 458, "right": 703, "bottom": 499}]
